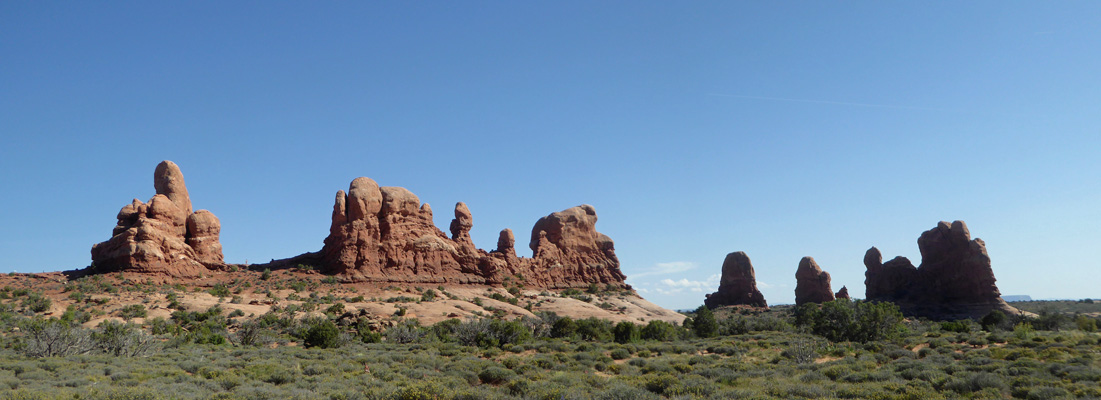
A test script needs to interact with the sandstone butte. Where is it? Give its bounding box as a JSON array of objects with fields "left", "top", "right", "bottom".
[
  {"left": 865, "top": 220, "right": 1022, "bottom": 319},
  {"left": 90, "top": 161, "right": 224, "bottom": 277},
  {"left": 704, "top": 251, "right": 768, "bottom": 309},
  {"left": 794, "top": 256, "right": 836, "bottom": 305},
  {"left": 262, "top": 176, "right": 628, "bottom": 289}
]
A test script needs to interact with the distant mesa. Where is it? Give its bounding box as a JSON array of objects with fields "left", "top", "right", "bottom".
[
  {"left": 90, "top": 161, "right": 224, "bottom": 277},
  {"left": 704, "top": 251, "right": 768, "bottom": 309},
  {"left": 273, "top": 176, "right": 627, "bottom": 289},
  {"left": 864, "top": 220, "right": 1021, "bottom": 319},
  {"left": 1001, "top": 295, "right": 1032, "bottom": 302},
  {"left": 794, "top": 256, "right": 836, "bottom": 305}
]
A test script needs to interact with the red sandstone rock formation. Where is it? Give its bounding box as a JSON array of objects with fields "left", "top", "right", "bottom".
[
  {"left": 525, "top": 205, "right": 625, "bottom": 288},
  {"left": 795, "top": 256, "right": 835, "bottom": 305},
  {"left": 835, "top": 286, "right": 851, "bottom": 300},
  {"left": 864, "top": 220, "right": 1020, "bottom": 319},
  {"left": 864, "top": 247, "right": 919, "bottom": 301},
  {"left": 91, "top": 161, "right": 224, "bottom": 276},
  {"left": 309, "top": 177, "right": 626, "bottom": 288},
  {"left": 704, "top": 252, "right": 768, "bottom": 309}
]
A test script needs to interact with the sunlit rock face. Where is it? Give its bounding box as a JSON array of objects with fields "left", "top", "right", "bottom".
[
  {"left": 316, "top": 177, "right": 627, "bottom": 289},
  {"left": 91, "top": 161, "right": 224, "bottom": 277}
]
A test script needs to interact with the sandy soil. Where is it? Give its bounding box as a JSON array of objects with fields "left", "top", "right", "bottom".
[{"left": 0, "top": 269, "right": 685, "bottom": 328}]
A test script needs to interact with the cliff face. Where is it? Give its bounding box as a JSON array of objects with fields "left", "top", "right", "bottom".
[
  {"left": 865, "top": 220, "right": 1020, "bottom": 319},
  {"left": 91, "top": 161, "right": 224, "bottom": 277},
  {"left": 316, "top": 177, "right": 626, "bottom": 288}
]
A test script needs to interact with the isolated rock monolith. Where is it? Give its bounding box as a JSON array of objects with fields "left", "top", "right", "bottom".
[
  {"left": 835, "top": 286, "right": 851, "bottom": 300},
  {"left": 91, "top": 161, "right": 224, "bottom": 276},
  {"left": 704, "top": 251, "right": 768, "bottom": 309},
  {"left": 795, "top": 256, "right": 835, "bottom": 305}
]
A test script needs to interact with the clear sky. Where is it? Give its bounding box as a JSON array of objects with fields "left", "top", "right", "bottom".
[{"left": 2, "top": 2, "right": 1098, "bottom": 310}]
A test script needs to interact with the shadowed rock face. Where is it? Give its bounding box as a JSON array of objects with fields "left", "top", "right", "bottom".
[
  {"left": 91, "top": 161, "right": 224, "bottom": 276},
  {"left": 704, "top": 252, "right": 768, "bottom": 309},
  {"left": 864, "top": 247, "right": 919, "bottom": 301},
  {"left": 313, "top": 177, "right": 626, "bottom": 288},
  {"left": 795, "top": 257, "right": 835, "bottom": 305},
  {"left": 864, "top": 220, "right": 1020, "bottom": 319}
]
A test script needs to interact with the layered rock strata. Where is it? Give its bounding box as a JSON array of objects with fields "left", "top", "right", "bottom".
[
  {"left": 794, "top": 256, "right": 836, "bottom": 305},
  {"left": 314, "top": 177, "right": 626, "bottom": 288},
  {"left": 865, "top": 220, "right": 1020, "bottom": 319},
  {"left": 704, "top": 251, "right": 768, "bottom": 309},
  {"left": 91, "top": 161, "right": 224, "bottom": 276}
]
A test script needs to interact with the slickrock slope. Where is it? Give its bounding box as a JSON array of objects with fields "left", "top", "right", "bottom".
[
  {"left": 90, "top": 161, "right": 224, "bottom": 277},
  {"left": 794, "top": 256, "right": 836, "bottom": 305},
  {"left": 865, "top": 220, "right": 1021, "bottom": 319},
  {"left": 704, "top": 251, "right": 768, "bottom": 309},
  {"left": 310, "top": 177, "right": 626, "bottom": 288}
]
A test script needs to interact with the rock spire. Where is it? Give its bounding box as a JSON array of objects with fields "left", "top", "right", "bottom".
[
  {"left": 794, "top": 256, "right": 836, "bottom": 305},
  {"left": 704, "top": 251, "right": 768, "bottom": 308}
]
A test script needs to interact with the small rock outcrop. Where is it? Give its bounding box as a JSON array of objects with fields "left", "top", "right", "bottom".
[
  {"left": 303, "top": 177, "right": 627, "bottom": 288},
  {"left": 91, "top": 161, "right": 224, "bottom": 276},
  {"left": 704, "top": 252, "right": 768, "bottom": 309},
  {"left": 835, "top": 286, "right": 851, "bottom": 300},
  {"left": 864, "top": 220, "right": 1020, "bottom": 319},
  {"left": 795, "top": 257, "right": 835, "bottom": 305}
]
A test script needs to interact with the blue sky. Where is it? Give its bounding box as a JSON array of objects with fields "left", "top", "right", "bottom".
[{"left": 1, "top": 2, "right": 1098, "bottom": 309}]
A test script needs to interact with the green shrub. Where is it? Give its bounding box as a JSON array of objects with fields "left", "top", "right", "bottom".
[
  {"left": 781, "top": 340, "right": 818, "bottom": 364},
  {"left": 551, "top": 316, "right": 576, "bottom": 338},
  {"left": 1014, "top": 322, "right": 1035, "bottom": 340},
  {"left": 20, "top": 293, "right": 51, "bottom": 313},
  {"left": 613, "top": 321, "right": 641, "bottom": 344},
  {"left": 793, "top": 299, "right": 904, "bottom": 343},
  {"left": 245, "top": 363, "right": 296, "bottom": 385},
  {"left": 641, "top": 320, "right": 680, "bottom": 341},
  {"left": 234, "top": 320, "right": 268, "bottom": 346},
  {"left": 208, "top": 284, "right": 231, "bottom": 298},
  {"left": 981, "top": 310, "right": 1008, "bottom": 331},
  {"left": 303, "top": 319, "right": 341, "bottom": 348},
  {"left": 1075, "top": 315, "right": 1097, "bottom": 332},
  {"left": 645, "top": 373, "right": 679, "bottom": 395},
  {"left": 94, "top": 320, "right": 155, "bottom": 357},
  {"left": 1026, "top": 386, "right": 1070, "bottom": 400},
  {"left": 1033, "top": 309, "right": 1073, "bottom": 331},
  {"left": 118, "top": 304, "right": 147, "bottom": 320},
  {"left": 386, "top": 320, "right": 427, "bottom": 344},
  {"left": 478, "top": 366, "right": 514, "bottom": 384},
  {"left": 609, "top": 348, "right": 631, "bottom": 360},
  {"left": 576, "top": 317, "right": 613, "bottom": 341},
  {"left": 942, "top": 320, "right": 972, "bottom": 333},
  {"left": 692, "top": 305, "right": 718, "bottom": 338},
  {"left": 325, "top": 303, "right": 345, "bottom": 315}
]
